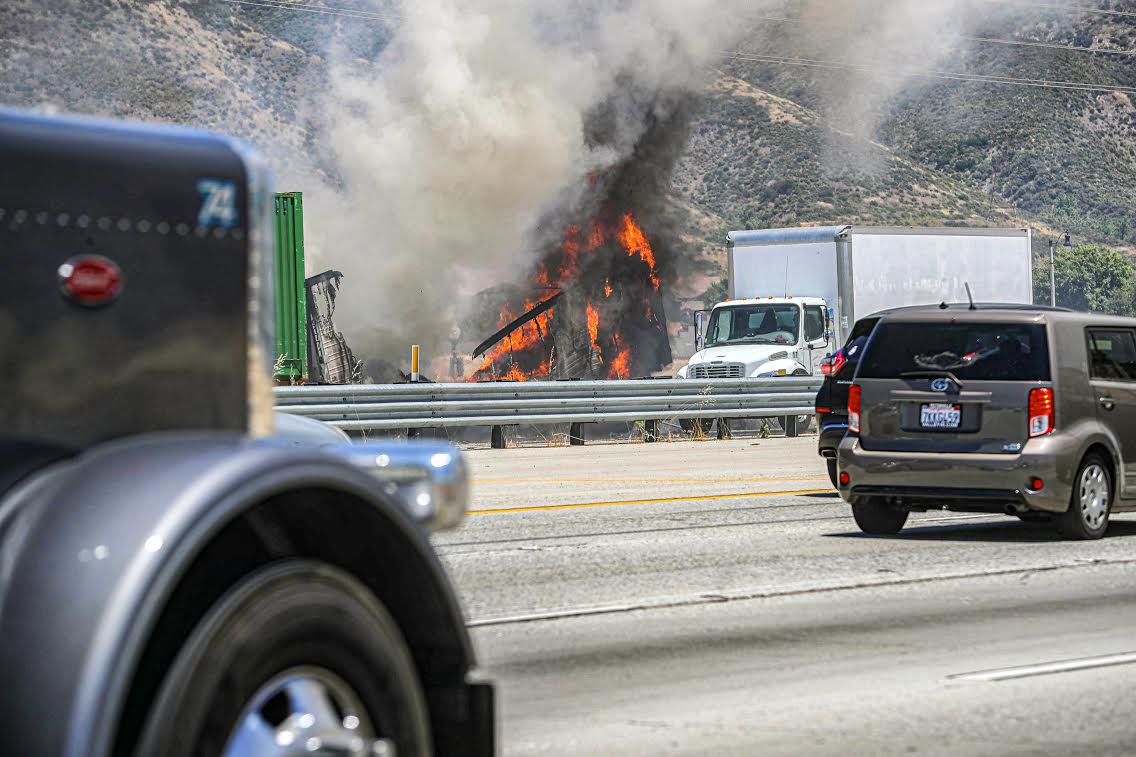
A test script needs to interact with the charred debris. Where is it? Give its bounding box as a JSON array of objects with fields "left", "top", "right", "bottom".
[{"left": 470, "top": 94, "right": 697, "bottom": 382}]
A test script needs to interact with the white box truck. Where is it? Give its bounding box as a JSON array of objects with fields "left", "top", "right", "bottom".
[{"left": 678, "top": 225, "right": 1034, "bottom": 423}]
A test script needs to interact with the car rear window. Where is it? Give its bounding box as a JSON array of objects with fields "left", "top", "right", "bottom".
[{"left": 858, "top": 322, "right": 1051, "bottom": 381}]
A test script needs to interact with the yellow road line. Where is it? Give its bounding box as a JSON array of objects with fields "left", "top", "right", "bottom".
[
  {"left": 472, "top": 476, "right": 827, "bottom": 485},
  {"left": 467, "top": 487, "right": 833, "bottom": 515}
]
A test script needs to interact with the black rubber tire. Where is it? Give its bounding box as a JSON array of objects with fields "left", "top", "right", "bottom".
[
  {"left": 852, "top": 501, "right": 909, "bottom": 535},
  {"left": 1015, "top": 512, "right": 1051, "bottom": 524},
  {"left": 779, "top": 415, "right": 812, "bottom": 437},
  {"left": 680, "top": 418, "right": 715, "bottom": 437},
  {"left": 1055, "top": 453, "right": 1112, "bottom": 540},
  {"left": 826, "top": 458, "right": 839, "bottom": 489},
  {"left": 134, "top": 560, "right": 432, "bottom": 757}
]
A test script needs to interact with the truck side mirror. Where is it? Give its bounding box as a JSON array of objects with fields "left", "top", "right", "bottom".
[{"left": 694, "top": 311, "right": 705, "bottom": 352}]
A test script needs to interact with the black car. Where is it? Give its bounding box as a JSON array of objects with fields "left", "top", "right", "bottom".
[{"left": 815, "top": 315, "right": 881, "bottom": 486}]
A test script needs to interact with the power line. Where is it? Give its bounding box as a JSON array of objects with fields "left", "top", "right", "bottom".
[
  {"left": 750, "top": 13, "right": 1136, "bottom": 58},
  {"left": 965, "top": 34, "right": 1136, "bottom": 57},
  {"left": 996, "top": 1, "right": 1136, "bottom": 20},
  {"left": 221, "top": 0, "right": 399, "bottom": 23},
  {"left": 728, "top": 51, "right": 1136, "bottom": 95}
]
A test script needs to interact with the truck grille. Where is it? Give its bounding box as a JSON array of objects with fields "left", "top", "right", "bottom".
[{"left": 689, "top": 363, "right": 745, "bottom": 379}]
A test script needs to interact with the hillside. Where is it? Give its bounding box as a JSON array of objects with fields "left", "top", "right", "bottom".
[{"left": 3, "top": 0, "right": 1135, "bottom": 320}]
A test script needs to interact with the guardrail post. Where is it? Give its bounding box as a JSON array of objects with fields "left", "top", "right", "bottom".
[
  {"left": 569, "top": 422, "right": 586, "bottom": 446},
  {"left": 644, "top": 419, "right": 658, "bottom": 443},
  {"left": 716, "top": 418, "right": 731, "bottom": 440},
  {"left": 491, "top": 425, "right": 506, "bottom": 449},
  {"left": 783, "top": 414, "right": 799, "bottom": 438},
  {"left": 407, "top": 428, "right": 420, "bottom": 439}
]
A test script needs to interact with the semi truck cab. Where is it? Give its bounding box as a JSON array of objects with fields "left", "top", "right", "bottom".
[
  {"left": 0, "top": 109, "right": 493, "bottom": 756},
  {"left": 678, "top": 296, "right": 833, "bottom": 379}
]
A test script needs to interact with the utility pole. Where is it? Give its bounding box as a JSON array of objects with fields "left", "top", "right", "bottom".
[{"left": 1048, "top": 238, "right": 1056, "bottom": 307}]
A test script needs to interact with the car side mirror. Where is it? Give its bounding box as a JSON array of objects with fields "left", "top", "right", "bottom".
[{"left": 694, "top": 311, "right": 705, "bottom": 352}]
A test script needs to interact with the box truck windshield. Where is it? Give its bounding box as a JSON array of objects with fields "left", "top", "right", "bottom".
[{"left": 707, "top": 304, "right": 800, "bottom": 346}]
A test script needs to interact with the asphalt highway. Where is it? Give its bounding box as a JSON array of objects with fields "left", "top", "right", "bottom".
[{"left": 435, "top": 436, "right": 1136, "bottom": 755}]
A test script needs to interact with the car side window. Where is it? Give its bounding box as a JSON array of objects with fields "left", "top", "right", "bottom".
[
  {"left": 1088, "top": 328, "right": 1136, "bottom": 381},
  {"left": 804, "top": 306, "right": 825, "bottom": 342}
]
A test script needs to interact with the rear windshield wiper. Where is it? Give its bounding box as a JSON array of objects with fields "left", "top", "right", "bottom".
[{"left": 898, "top": 370, "right": 965, "bottom": 389}]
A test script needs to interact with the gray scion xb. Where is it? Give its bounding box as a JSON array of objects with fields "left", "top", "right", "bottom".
[{"left": 837, "top": 304, "right": 1136, "bottom": 539}]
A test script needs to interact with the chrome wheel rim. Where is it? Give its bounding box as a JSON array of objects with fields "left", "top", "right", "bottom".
[
  {"left": 1079, "top": 463, "right": 1110, "bottom": 531},
  {"left": 224, "top": 666, "right": 395, "bottom": 757}
]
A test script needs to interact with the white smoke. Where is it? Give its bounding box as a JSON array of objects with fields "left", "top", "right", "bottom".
[
  {"left": 302, "top": 0, "right": 762, "bottom": 366},
  {"left": 299, "top": 0, "right": 1070, "bottom": 369}
]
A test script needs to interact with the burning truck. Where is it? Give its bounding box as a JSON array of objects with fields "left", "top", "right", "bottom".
[
  {"left": 471, "top": 211, "right": 671, "bottom": 381},
  {"left": 469, "top": 97, "right": 693, "bottom": 382}
]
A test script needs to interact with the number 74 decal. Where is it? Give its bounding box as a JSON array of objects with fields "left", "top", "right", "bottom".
[{"left": 197, "top": 179, "right": 239, "bottom": 230}]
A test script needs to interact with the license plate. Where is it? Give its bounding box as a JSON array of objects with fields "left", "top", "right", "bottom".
[{"left": 920, "top": 403, "right": 961, "bottom": 429}]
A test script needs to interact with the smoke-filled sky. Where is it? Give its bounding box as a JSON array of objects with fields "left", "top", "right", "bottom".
[
  {"left": 296, "top": 0, "right": 1055, "bottom": 363},
  {"left": 303, "top": 0, "right": 764, "bottom": 362}
]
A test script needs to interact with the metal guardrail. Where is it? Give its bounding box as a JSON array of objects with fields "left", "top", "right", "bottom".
[{"left": 274, "top": 378, "right": 822, "bottom": 437}]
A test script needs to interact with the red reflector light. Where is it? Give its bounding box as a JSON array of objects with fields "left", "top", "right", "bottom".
[
  {"left": 821, "top": 361, "right": 833, "bottom": 376},
  {"left": 848, "top": 385, "right": 862, "bottom": 433},
  {"left": 839, "top": 471, "right": 850, "bottom": 487},
  {"left": 816, "top": 407, "right": 831, "bottom": 414},
  {"left": 58, "top": 255, "right": 122, "bottom": 307},
  {"left": 1028, "top": 388, "right": 1055, "bottom": 438},
  {"left": 1028, "top": 477, "right": 1044, "bottom": 491}
]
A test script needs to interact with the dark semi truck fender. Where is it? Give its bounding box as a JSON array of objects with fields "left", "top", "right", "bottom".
[{"left": 0, "top": 435, "right": 493, "bottom": 756}]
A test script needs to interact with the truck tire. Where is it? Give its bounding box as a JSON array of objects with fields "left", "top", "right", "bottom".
[
  {"left": 680, "top": 418, "right": 714, "bottom": 437},
  {"left": 134, "top": 560, "right": 432, "bottom": 757},
  {"left": 1054, "top": 453, "right": 1112, "bottom": 540},
  {"left": 826, "top": 458, "right": 839, "bottom": 489},
  {"left": 781, "top": 415, "right": 811, "bottom": 437},
  {"left": 852, "top": 501, "right": 908, "bottom": 535}
]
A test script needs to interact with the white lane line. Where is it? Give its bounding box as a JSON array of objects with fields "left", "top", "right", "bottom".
[
  {"left": 950, "top": 652, "right": 1136, "bottom": 682},
  {"left": 467, "top": 556, "right": 1136, "bottom": 627}
]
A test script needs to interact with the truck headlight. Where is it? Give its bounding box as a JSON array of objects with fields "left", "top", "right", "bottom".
[{"left": 335, "top": 441, "right": 469, "bottom": 531}]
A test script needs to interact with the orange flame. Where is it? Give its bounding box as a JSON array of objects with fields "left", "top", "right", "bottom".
[
  {"left": 586, "top": 301, "right": 600, "bottom": 350},
  {"left": 604, "top": 279, "right": 613, "bottom": 298},
  {"left": 618, "top": 213, "right": 660, "bottom": 289},
  {"left": 587, "top": 221, "right": 606, "bottom": 250},
  {"left": 471, "top": 299, "right": 554, "bottom": 381},
  {"left": 608, "top": 348, "right": 631, "bottom": 379}
]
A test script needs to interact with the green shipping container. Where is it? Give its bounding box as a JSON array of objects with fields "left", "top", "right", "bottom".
[{"left": 273, "top": 192, "right": 308, "bottom": 382}]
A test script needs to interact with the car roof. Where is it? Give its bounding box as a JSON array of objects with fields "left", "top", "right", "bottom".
[
  {"left": 862, "top": 303, "right": 1070, "bottom": 321},
  {"left": 870, "top": 304, "right": 1136, "bottom": 327}
]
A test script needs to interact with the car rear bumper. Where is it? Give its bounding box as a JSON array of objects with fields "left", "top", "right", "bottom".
[
  {"left": 836, "top": 436, "right": 1072, "bottom": 513},
  {"left": 817, "top": 413, "right": 847, "bottom": 458}
]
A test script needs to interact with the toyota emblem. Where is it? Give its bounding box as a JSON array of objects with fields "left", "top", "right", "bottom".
[
  {"left": 930, "top": 378, "right": 952, "bottom": 392},
  {"left": 58, "top": 254, "right": 123, "bottom": 307}
]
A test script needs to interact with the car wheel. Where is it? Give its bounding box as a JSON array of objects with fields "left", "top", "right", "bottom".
[
  {"left": 826, "top": 458, "right": 839, "bottom": 488},
  {"left": 852, "top": 500, "right": 908, "bottom": 535},
  {"left": 681, "top": 418, "right": 714, "bottom": 437},
  {"left": 1055, "top": 454, "right": 1112, "bottom": 540},
  {"left": 134, "top": 560, "right": 432, "bottom": 757}
]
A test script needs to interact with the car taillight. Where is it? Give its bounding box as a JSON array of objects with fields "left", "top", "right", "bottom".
[
  {"left": 831, "top": 350, "right": 847, "bottom": 375},
  {"left": 1028, "top": 387, "right": 1055, "bottom": 438},
  {"left": 848, "top": 385, "right": 862, "bottom": 433},
  {"left": 821, "top": 350, "right": 847, "bottom": 376}
]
